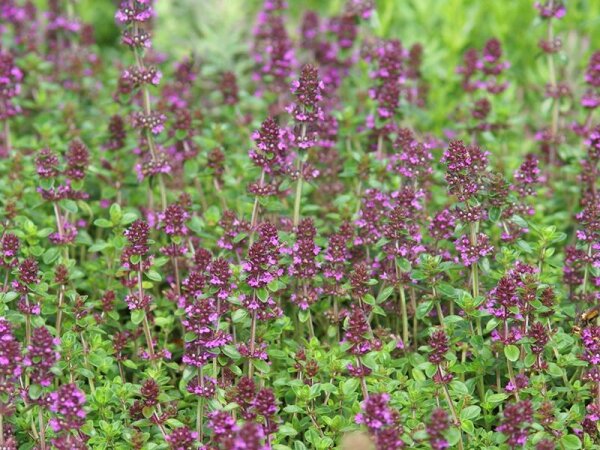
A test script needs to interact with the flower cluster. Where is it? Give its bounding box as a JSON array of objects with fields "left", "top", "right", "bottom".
[
  {"left": 496, "top": 400, "right": 533, "bottom": 448},
  {"left": 355, "top": 393, "right": 404, "bottom": 449},
  {"left": 49, "top": 383, "right": 88, "bottom": 448}
]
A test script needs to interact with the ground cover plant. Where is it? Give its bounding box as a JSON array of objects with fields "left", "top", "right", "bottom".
[{"left": 0, "top": 0, "right": 599, "bottom": 448}]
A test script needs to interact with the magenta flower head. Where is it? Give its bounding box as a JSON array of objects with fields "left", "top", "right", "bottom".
[
  {"left": 159, "top": 203, "right": 190, "bottom": 236},
  {"left": 36, "top": 148, "right": 60, "bottom": 178},
  {"left": 49, "top": 383, "right": 87, "bottom": 432},
  {"left": 455, "top": 233, "right": 493, "bottom": 266},
  {"left": 64, "top": 139, "right": 90, "bottom": 180},
  {"left": 344, "top": 0, "right": 375, "bottom": 20},
  {"left": 429, "top": 208, "right": 456, "bottom": 241},
  {"left": 356, "top": 393, "right": 404, "bottom": 449},
  {"left": 244, "top": 224, "right": 284, "bottom": 289},
  {"left": 0, "top": 318, "right": 23, "bottom": 395},
  {"left": 582, "top": 52, "right": 600, "bottom": 109},
  {"left": 535, "top": 1, "right": 566, "bottom": 19},
  {"left": 428, "top": 329, "right": 449, "bottom": 365},
  {"left": 250, "top": 117, "right": 288, "bottom": 173},
  {"left": 496, "top": 400, "right": 533, "bottom": 449},
  {"left": 115, "top": 0, "right": 154, "bottom": 25},
  {"left": 585, "top": 51, "right": 600, "bottom": 87},
  {"left": 1, "top": 232, "right": 20, "bottom": 267},
  {"left": 288, "top": 218, "right": 320, "bottom": 279},
  {"left": 25, "top": 326, "right": 60, "bottom": 387},
  {"left": 442, "top": 140, "right": 489, "bottom": 202},
  {"left": 427, "top": 408, "right": 450, "bottom": 450},
  {"left": 124, "top": 219, "right": 150, "bottom": 255},
  {"left": 252, "top": 0, "right": 295, "bottom": 94},
  {"left": 344, "top": 305, "right": 372, "bottom": 356},
  {"left": 208, "top": 410, "right": 238, "bottom": 442},
  {"left": 165, "top": 426, "right": 198, "bottom": 449},
  {"left": 513, "top": 153, "right": 541, "bottom": 197},
  {"left": 219, "top": 71, "right": 239, "bottom": 105},
  {"left": 288, "top": 64, "right": 324, "bottom": 150},
  {"left": 18, "top": 257, "right": 39, "bottom": 285},
  {"left": 0, "top": 49, "right": 23, "bottom": 120}
]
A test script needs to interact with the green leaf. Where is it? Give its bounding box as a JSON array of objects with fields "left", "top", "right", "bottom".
[
  {"left": 257, "top": 288, "right": 269, "bottom": 302},
  {"left": 231, "top": 309, "right": 248, "bottom": 323},
  {"left": 377, "top": 286, "right": 394, "bottom": 302},
  {"left": 110, "top": 203, "right": 122, "bottom": 224},
  {"left": 504, "top": 345, "right": 520, "bottom": 362},
  {"left": 43, "top": 247, "right": 60, "bottom": 264},
  {"left": 131, "top": 310, "right": 145, "bottom": 325},
  {"left": 283, "top": 405, "right": 304, "bottom": 414},
  {"left": 341, "top": 378, "right": 359, "bottom": 396},
  {"left": 460, "top": 405, "right": 481, "bottom": 421},
  {"left": 121, "top": 212, "right": 138, "bottom": 226},
  {"left": 461, "top": 419, "right": 474, "bottom": 435},
  {"left": 94, "top": 218, "right": 113, "bottom": 228},
  {"left": 252, "top": 359, "right": 270, "bottom": 373},
  {"left": 146, "top": 270, "right": 162, "bottom": 282},
  {"left": 488, "top": 207, "right": 501, "bottom": 222},
  {"left": 517, "top": 240, "right": 532, "bottom": 254},
  {"left": 29, "top": 384, "right": 42, "bottom": 400},
  {"left": 222, "top": 344, "right": 241, "bottom": 360},
  {"left": 560, "top": 435, "right": 582, "bottom": 449},
  {"left": 278, "top": 423, "right": 298, "bottom": 437}
]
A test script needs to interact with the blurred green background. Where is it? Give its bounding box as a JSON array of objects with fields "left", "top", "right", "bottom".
[{"left": 75, "top": 0, "right": 600, "bottom": 141}]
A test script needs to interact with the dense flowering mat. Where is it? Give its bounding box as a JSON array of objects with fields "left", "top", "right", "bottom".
[{"left": 0, "top": 0, "right": 598, "bottom": 449}]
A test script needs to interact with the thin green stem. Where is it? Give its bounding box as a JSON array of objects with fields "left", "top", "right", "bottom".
[{"left": 399, "top": 285, "right": 409, "bottom": 346}]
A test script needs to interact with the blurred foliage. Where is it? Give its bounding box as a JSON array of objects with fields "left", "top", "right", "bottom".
[{"left": 143, "top": 0, "right": 600, "bottom": 131}]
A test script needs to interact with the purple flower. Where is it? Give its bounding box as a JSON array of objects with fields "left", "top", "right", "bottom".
[
  {"left": 125, "top": 292, "right": 152, "bottom": 310},
  {"left": 370, "top": 39, "right": 404, "bottom": 120},
  {"left": 208, "top": 410, "right": 238, "bottom": 442},
  {"left": 49, "top": 383, "right": 87, "bottom": 433},
  {"left": 250, "top": 117, "right": 288, "bottom": 173},
  {"left": 514, "top": 154, "right": 541, "bottom": 197},
  {"left": 64, "top": 139, "right": 90, "bottom": 180},
  {"left": 165, "top": 426, "right": 198, "bottom": 450},
  {"left": 121, "top": 66, "right": 162, "bottom": 87},
  {"left": 356, "top": 393, "right": 404, "bottom": 449},
  {"left": 581, "top": 326, "right": 600, "bottom": 366},
  {"left": 0, "top": 318, "right": 23, "bottom": 394},
  {"left": 323, "top": 230, "right": 351, "bottom": 282},
  {"left": 124, "top": 219, "right": 150, "bottom": 255},
  {"left": 535, "top": 1, "right": 566, "bottom": 19},
  {"left": 429, "top": 209, "right": 456, "bottom": 241},
  {"left": 288, "top": 64, "right": 324, "bottom": 150},
  {"left": 505, "top": 373, "right": 529, "bottom": 393},
  {"left": 0, "top": 49, "right": 23, "bottom": 120},
  {"left": 187, "top": 376, "right": 216, "bottom": 398},
  {"left": 442, "top": 140, "right": 489, "bottom": 202},
  {"left": 288, "top": 218, "right": 320, "bottom": 279},
  {"left": 131, "top": 111, "right": 167, "bottom": 135},
  {"left": 115, "top": 1, "right": 154, "bottom": 24},
  {"left": 36, "top": 148, "right": 60, "bottom": 178},
  {"left": 428, "top": 330, "right": 449, "bottom": 365},
  {"left": 244, "top": 226, "right": 284, "bottom": 289},
  {"left": 454, "top": 234, "right": 493, "bottom": 266},
  {"left": 25, "top": 326, "right": 60, "bottom": 387},
  {"left": 496, "top": 400, "right": 533, "bottom": 449},
  {"left": 18, "top": 257, "right": 39, "bottom": 284},
  {"left": 219, "top": 71, "right": 239, "bottom": 105},
  {"left": 427, "top": 408, "right": 450, "bottom": 450},
  {"left": 1, "top": 233, "right": 20, "bottom": 267},
  {"left": 159, "top": 203, "right": 190, "bottom": 236},
  {"left": 208, "top": 258, "right": 234, "bottom": 301},
  {"left": 344, "top": 305, "right": 372, "bottom": 356},
  {"left": 344, "top": 0, "right": 375, "bottom": 20},
  {"left": 252, "top": 1, "right": 296, "bottom": 94}
]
